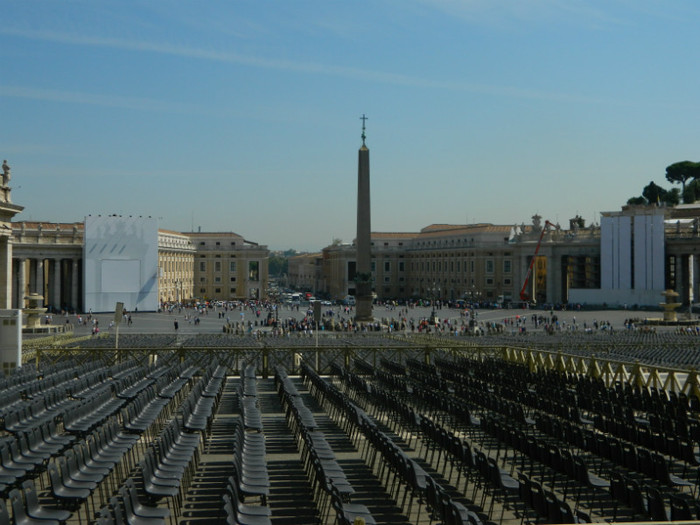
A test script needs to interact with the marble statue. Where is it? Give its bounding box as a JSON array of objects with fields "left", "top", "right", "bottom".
[{"left": 2, "top": 160, "right": 10, "bottom": 186}]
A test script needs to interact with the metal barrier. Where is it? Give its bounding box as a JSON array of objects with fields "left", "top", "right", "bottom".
[{"left": 21, "top": 335, "right": 700, "bottom": 398}]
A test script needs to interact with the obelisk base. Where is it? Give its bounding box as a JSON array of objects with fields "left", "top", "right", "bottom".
[{"left": 354, "top": 281, "right": 373, "bottom": 322}]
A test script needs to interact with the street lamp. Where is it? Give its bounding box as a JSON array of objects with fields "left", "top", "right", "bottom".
[{"left": 428, "top": 283, "right": 440, "bottom": 325}]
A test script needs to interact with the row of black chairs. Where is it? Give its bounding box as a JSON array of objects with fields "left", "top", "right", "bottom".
[
  {"left": 383, "top": 353, "right": 700, "bottom": 522},
  {"left": 278, "top": 367, "right": 366, "bottom": 524},
  {"left": 229, "top": 369, "right": 270, "bottom": 524},
  {"left": 304, "top": 363, "right": 438, "bottom": 524},
  {"left": 368, "top": 360, "right": 598, "bottom": 522},
  {"left": 1, "top": 478, "right": 70, "bottom": 525}
]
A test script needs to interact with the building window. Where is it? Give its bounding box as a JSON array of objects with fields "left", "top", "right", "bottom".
[
  {"left": 215, "top": 261, "right": 221, "bottom": 272},
  {"left": 215, "top": 277, "right": 221, "bottom": 283},
  {"left": 371, "top": 262, "right": 376, "bottom": 272},
  {"left": 384, "top": 261, "right": 390, "bottom": 272},
  {"left": 230, "top": 261, "right": 236, "bottom": 272},
  {"left": 199, "top": 288, "right": 206, "bottom": 293},
  {"left": 470, "top": 260, "right": 475, "bottom": 273},
  {"left": 486, "top": 278, "right": 494, "bottom": 285},
  {"left": 200, "top": 278, "right": 205, "bottom": 283},
  {"left": 230, "top": 277, "right": 236, "bottom": 282},
  {"left": 503, "top": 260, "right": 512, "bottom": 273},
  {"left": 486, "top": 260, "right": 494, "bottom": 274},
  {"left": 504, "top": 278, "right": 512, "bottom": 285},
  {"left": 215, "top": 242, "right": 220, "bottom": 246},
  {"left": 230, "top": 288, "right": 236, "bottom": 293},
  {"left": 384, "top": 277, "right": 390, "bottom": 283},
  {"left": 199, "top": 261, "right": 206, "bottom": 272},
  {"left": 199, "top": 242, "right": 205, "bottom": 246},
  {"left": 249, "top": 261, "right": 259, "bottom": 282},
  {"left": 215, "top": 288, "right": 221, "bottom": 293}
]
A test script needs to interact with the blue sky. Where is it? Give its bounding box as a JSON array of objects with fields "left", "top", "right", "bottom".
[{"left": 2, "top": 1, "right": 700, "bottom": 251}]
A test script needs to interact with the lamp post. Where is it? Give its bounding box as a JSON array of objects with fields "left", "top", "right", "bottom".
[{"left": 428, "top": 283, "right": 440, "bottom": 325}]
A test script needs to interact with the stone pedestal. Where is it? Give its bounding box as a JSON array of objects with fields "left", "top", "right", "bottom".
[
  {"left": 23, "top": 292, "right": 47, "bottom": 330},
  {"left": 0, "top": 310, "right": 21, "bottom": 375},
  {"left": 660, "top": 289, "right": 681, "bottom": 322}
]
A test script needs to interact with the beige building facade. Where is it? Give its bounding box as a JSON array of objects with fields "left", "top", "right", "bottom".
[
  {"left": 319, "top": 218, "right": 605, "bottom": 305},
  {"left": 187, "top": 232, "right": 269, "bottom": 302},
  {"left": 158, "top": 229, "right": 196, "bottom": 304},
  {"left": 287, "top": 253, "right": 324, "bottom": 293},
  {"left": 8, "top": 223, "right": 268, "bottom": 311}
]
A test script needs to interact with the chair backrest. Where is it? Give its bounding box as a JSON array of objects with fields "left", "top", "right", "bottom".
[
  {"left": 8, "top": 488, "right": 31, "bottom": 523},
  {"left": 20, "top": 480, "right": 41, "bottom": 513},
  {"left": 647, "top": 486, "right": 668, "bottom": 522},
  {"left": 543, "top": 489, "right": 561, "bottom": 523},
  {"left": 529, "top": 480, "right": 546, "bottom": 517},
  {"left": 47, "top": 463, "right": 62, "bottom": 489},
  {"left": 624, "top": 477, "right": 647, "bottom": 517},
  {"left": 119, "top": 485, "right": 141, "bottom": 523},
  {"left": 669, "top": 493, "right": 693, "bottom": 521},
  {"left": 109, "top": 497, "right": 127, "bottom": 525},
  {"left": 0, "top": 497, "right": 11, "bottom": 525},
  {"left": 609, "top": 470, "right": 627, "bottom": 503},
  {"left": 637, "top": 448, "right": 654, "bottom": 477}
]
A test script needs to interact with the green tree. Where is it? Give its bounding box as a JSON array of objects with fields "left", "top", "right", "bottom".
[
  {"left": 629, "top": 181, "right": 680, "bottom": 206},
  {"left": 666, "top": 160, "right": 700, "bottom": 198},
  {"left": 683, "top": 179, "right": 700, "bottom": 204},
  {"left": 665, "top": 187, "right": 681, "bottom": 205},
  {"left": 642, "top": 181, "right": 664, "bottom": 204},
  {"left": 268, "top": 253, "right": 289, "bottom": 277}
]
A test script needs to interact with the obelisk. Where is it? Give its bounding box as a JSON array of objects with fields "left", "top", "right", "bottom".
[{"left": 355, "top": 115, "right": 373, "bottom": 322}]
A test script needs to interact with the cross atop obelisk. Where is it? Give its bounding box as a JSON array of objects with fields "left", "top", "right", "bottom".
[
  {"left": 360, "top": 114, "right": 368, "bottom": 146},
  {"left": 355, "top": 115, "right": 373, "bottom": 322}
]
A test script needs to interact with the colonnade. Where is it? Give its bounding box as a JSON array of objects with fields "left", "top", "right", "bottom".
[
  {"left": 672, "top": 253, "right": 698, "bottom": 306},
  {"left": 12, "top": 257, "right": 81, "bottom": 312}
]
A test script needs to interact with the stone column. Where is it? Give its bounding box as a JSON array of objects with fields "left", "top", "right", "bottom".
[
  {"left": 35, "top": 258, "right": 44, "bottom": 296},
  {"left": 0, "top": 237, "right": 11, "bottom": 309},
  {"left": 17, "top": 258, "right": 25, "bottom": 309},
  {"left": 71, "top": 259, "right": 79, "bottom": 312},
  {"left": 676, "top": 255, "right": 684, "bottom": 297},
  {"left": 11, "top": 259, "right": 17, "bottom": 308},
  {"left": 693, "top": 255, "right": 699, "bottom": 306},
  {"left": 546, "top": 253, "right": 557, "bottom": 305},
  {"left": 688, "top": 254, "right": 695, "bottom": 307},
  {"left": 53, "top": 258, "right": 61, "bottom": 310}
]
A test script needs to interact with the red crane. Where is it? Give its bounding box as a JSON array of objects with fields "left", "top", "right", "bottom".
[{"left": 519, "top": 220, "right": 555, "bottom": 303}]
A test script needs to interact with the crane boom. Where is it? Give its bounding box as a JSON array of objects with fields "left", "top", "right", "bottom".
[{"left": 519, "top": 220, "right": 555, "bottom": 303}]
